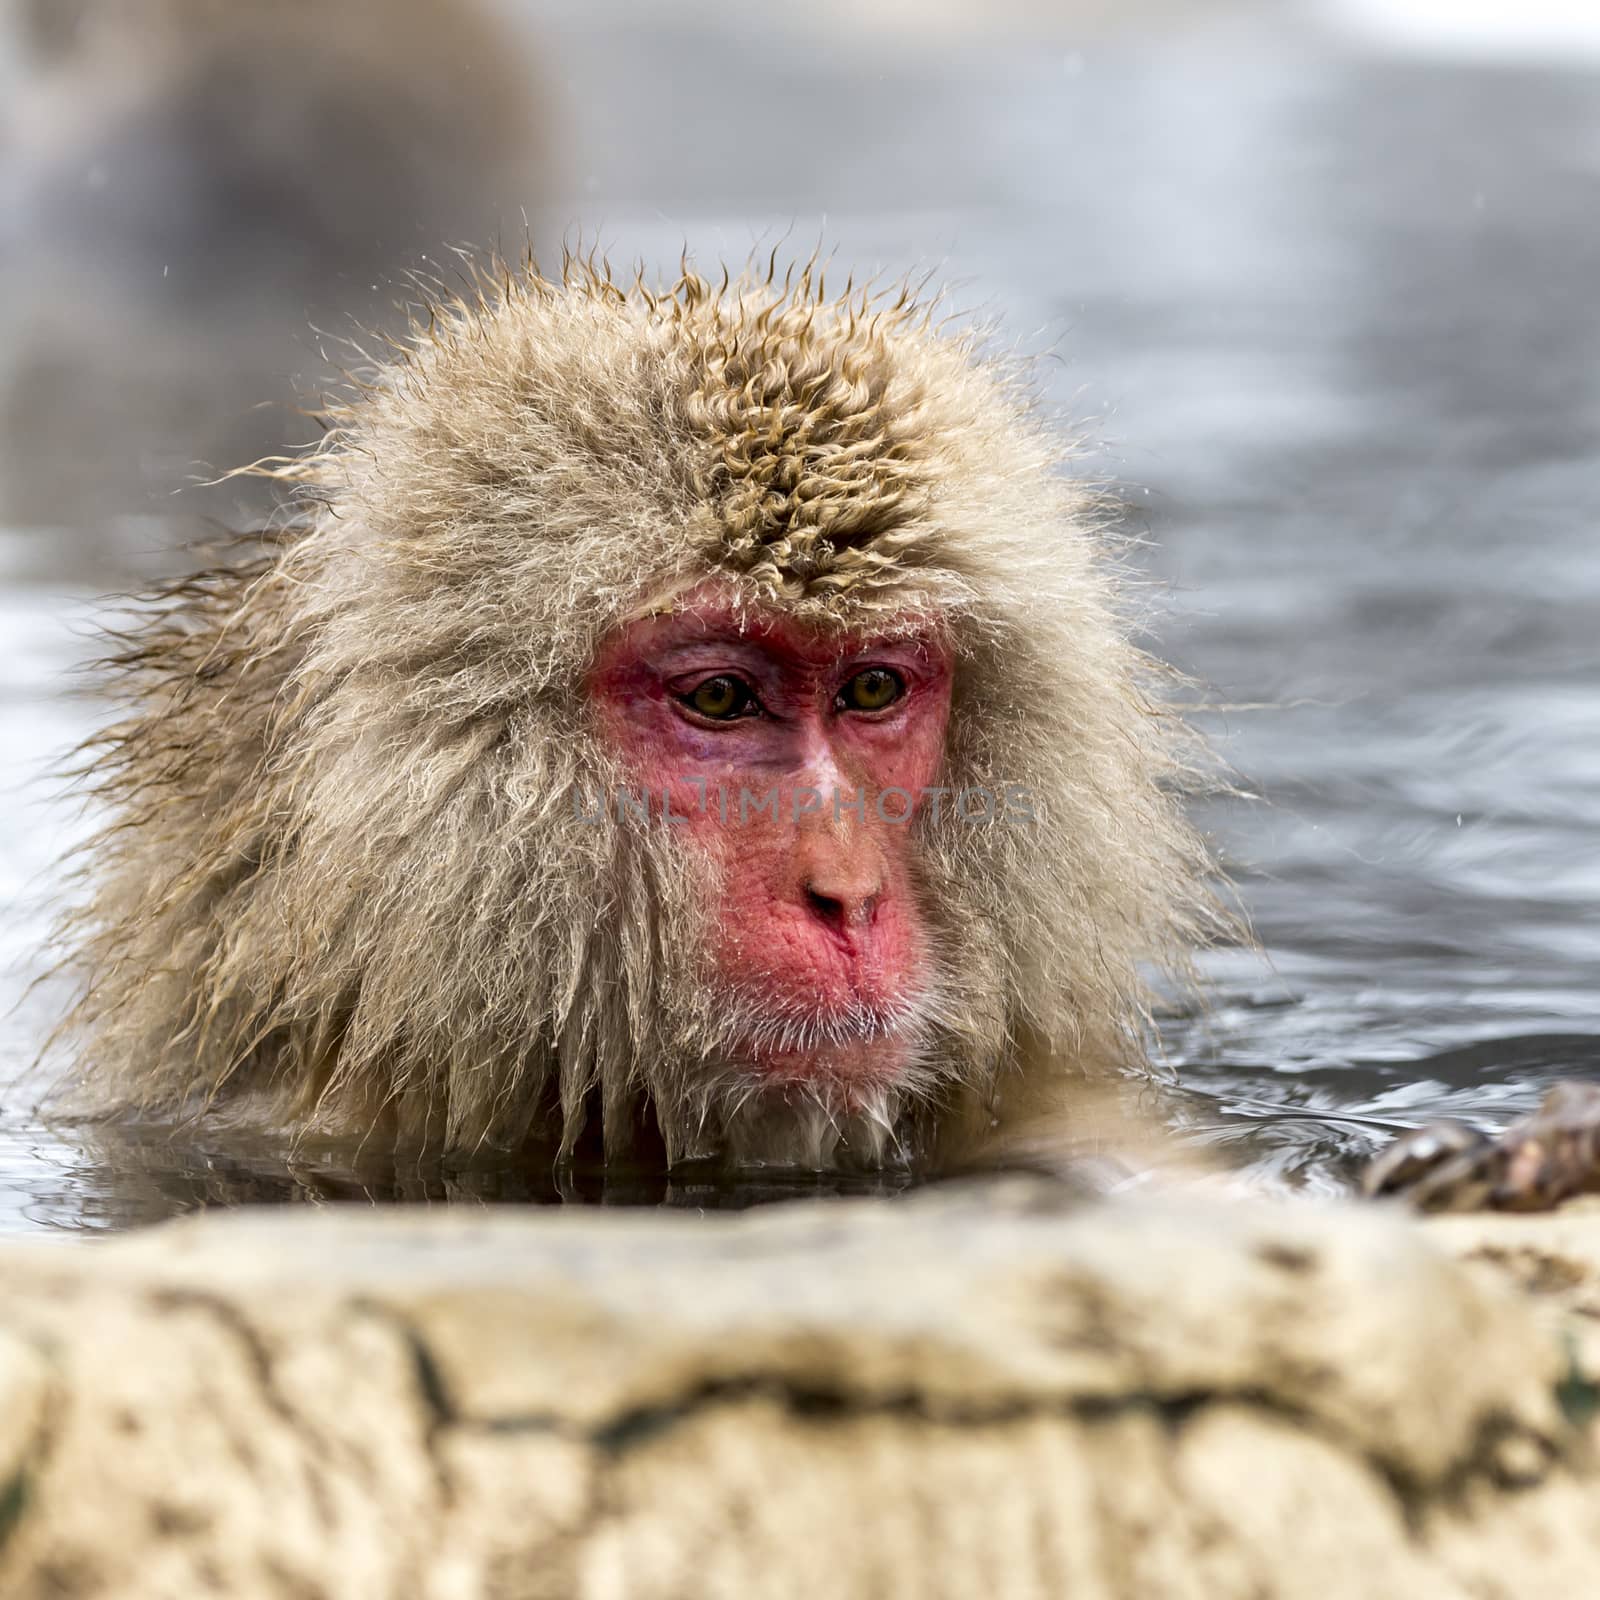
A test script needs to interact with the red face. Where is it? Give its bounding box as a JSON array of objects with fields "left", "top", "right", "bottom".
[{"left": 588, "top": 584, "right": 953, "bottom": 1094}]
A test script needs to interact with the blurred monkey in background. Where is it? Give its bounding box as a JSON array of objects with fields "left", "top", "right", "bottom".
[
  {"left": 0, "top": 0, "right": 549, "bottom": 547},
  {"left": 7, "top": 0, "right": 543, "bottom": 291}
]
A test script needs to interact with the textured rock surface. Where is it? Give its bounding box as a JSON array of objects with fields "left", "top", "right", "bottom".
[{"left": 1, "top": 1183, "right": 1599, "bottom": 1598}]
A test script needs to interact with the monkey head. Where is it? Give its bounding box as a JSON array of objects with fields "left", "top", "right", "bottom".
[{"left": 63, "top": 257, "right": 1221, "bottom": 1172}]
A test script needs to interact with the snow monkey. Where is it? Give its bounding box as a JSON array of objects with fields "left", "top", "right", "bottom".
[
  {"left": 4, "top": 0, "right": 542, "bottom": 289},
  {"left": 0, "top": 0, "right": 546, "bottom": 537},
  {"left": 57, "top": 257, "right": 1224, "bottom": 1175}
]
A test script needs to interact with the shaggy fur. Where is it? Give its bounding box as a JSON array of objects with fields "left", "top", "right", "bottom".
[{"left": 55, "top": 255, "right": 1224, "bottom": 1170}]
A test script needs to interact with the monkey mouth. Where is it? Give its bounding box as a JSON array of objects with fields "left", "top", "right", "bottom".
[{"left": 713, "top": 993, "right": 931, "bottom": 1086}]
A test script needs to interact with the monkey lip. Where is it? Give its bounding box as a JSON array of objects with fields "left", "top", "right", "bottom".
[{"left": 718, "top": 996, "right": 925, "bottom": 1084}]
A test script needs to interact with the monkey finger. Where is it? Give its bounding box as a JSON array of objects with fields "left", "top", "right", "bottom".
[
  {"left": 1361, "top": 1119, "right": 1500, "bottom": 1212},
  {"left": 1488, "top": 1083, "right": 1600, "bottom": 1211}
]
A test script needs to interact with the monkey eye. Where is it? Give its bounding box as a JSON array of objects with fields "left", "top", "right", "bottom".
[
  {"left": 837, "top": 667, "right": 905, "bottom": 714},
  {"left": 681, "top": 675, "right": 758, "bottom": 721}
]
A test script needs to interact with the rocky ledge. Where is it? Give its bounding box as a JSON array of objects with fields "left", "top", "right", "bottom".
[{"left": 4, "top": 1183, "right": 1600, "bottom": 1599}]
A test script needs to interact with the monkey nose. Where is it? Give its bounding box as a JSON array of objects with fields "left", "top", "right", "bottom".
[{"left": 802, "top": 869, "right": 883, "bottom": 931}]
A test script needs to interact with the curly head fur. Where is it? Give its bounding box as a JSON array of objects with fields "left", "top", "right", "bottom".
[{"left": 56, "top": 252, "right": 1224, "bottom": 1169}]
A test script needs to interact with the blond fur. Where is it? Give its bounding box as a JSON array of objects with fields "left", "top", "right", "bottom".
[{"left": 54, "top": 253, "right": 1225, "bottom": 1171}]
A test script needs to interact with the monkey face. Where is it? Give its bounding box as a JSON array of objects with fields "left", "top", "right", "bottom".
[{"left": 589, "top": 581, "right": 953, "bottom": 1100}]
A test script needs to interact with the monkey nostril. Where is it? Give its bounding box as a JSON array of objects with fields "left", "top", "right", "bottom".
[
  {"left": 804, "top": 881, "right": 879, "bottom": 929},
  {"left": 805, "top": 885, "right": 847, "bottom": 926}
]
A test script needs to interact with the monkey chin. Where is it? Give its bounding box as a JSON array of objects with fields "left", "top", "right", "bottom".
[
  {"left": 742, "top": 1036, "right": 913, "bottom": 1099},
  {"left": 705, "top": 996, "right": 933, "bottom": 1170}
]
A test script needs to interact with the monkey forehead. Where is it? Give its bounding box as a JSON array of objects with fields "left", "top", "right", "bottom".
[{"left": 592, "top": 581, "right": 955, "bottom": 674}]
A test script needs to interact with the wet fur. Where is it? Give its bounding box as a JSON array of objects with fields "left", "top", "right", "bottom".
[{"left": 54, "top": 255, "right": 1226, "bottom": 1170}]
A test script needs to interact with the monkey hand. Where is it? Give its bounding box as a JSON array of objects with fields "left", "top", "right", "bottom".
[{"left": 1362, "top": 1081, "right": 1600, "bottom": 1213}]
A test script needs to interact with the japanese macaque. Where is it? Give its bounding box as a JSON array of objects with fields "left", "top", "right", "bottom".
[
  {"left": 56, "top": 257, "right": 1225, "bottom": 1175},
  {"left": 4, "top": 0, "right": 542, "bottom": 290},
  {"left": 0, "top": 0, "right": 546, "bottom": 537}
]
